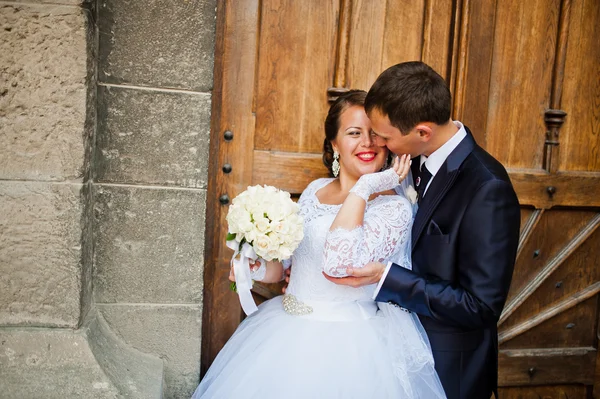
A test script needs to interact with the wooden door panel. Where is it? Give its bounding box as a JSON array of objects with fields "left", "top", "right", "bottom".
[
  {"left": 486, "top": 0, "right": 561, "bottom": 169},
  {"left": 519, "top": 208, "right": 536, "bottom": 235},
  {"left": 501, "top": 296, "right": 598, "bottom": 349},
  {"left": 506, "top": 210, "right": 598, "bottom": 307},
  {"left": 255, "top": 1, "right": 338, "bottom": 153},
  {"left": 420, "top": 0, "right": 455, "bottom": 80},
  {"left": 499, "top": 384, "right": 589, "bottom": 398},
  {"left": 504, "top": 225, "right": 600, "bottom": 332},
  {"left": 205, "top": 2, "right": 600, "bottom": 395},
  {"left": 559, "top": 0, "right": 600, "bottom": 172},
  {"left": 252, "top": 151, "right": 324, "bottom": 193},
  {"left": 499, "top": 347, "right": 596, "bottom": 386},
  {"left": 380, "top": 0, "right": 425, "bottom": 69},
  {"left": 201, "top": 0, "right": 261, "bottom": 374},
  {"left": 345, "top": 0, "right": 388, "bottom": 90}
]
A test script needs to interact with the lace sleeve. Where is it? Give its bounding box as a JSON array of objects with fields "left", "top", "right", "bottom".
[{"left": 322, "top": 197, "right": 412, "bottom": 277}]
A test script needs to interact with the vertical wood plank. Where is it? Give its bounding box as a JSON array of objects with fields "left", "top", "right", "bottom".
[
  {"left": 345, "top": 0, "right": 387, "bottom": 90},
  {"left": 421, "top": 0, "right": 454, "bottom": 80},
  {"left": 485, "top": 0, "right": 560, "bottom": 170},
  {"left": 595, "top": 295, "right": 600, "bottom": 397},
  {"left": 254, "top": 0, "right": 339, "bottom": 154},
  {"left": 453, "top": 0, "right": 497, "bottom": 147},
  {"left": 550, "top": 0, "right": 572, "bottom": 109},
  {"left": 449, "top": 0, "right": 466, "bottom": 122},
  {"left": 380, "top": 0, "right": 425, "bottom": 71},
  {"left": 201, "top": 0, "right": 260, "bottom": 375},
  {"left": 333, "top": 0, "right": 352, "bottom": 88},
  {"left": 559, "top": 0, "right": 600, "bottom": 172}
]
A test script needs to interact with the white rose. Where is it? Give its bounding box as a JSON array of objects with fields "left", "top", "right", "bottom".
[
  {"left": 254, "top": 216, "right": 270, "bottom": 233},
  {"left": 254, "top": 234, "right": 272, "bottom": 257},
  {"left": 269, "top": 231, "right": 283, "bottom": 245},
  {"left": 272, "top": 221, "right": 289, "bottom": 235},
  {"left": 227, "top": 206, "right": 250, "bottom": 234},
  {"left": 244, "top": 228, "right": 258, "bottom": 244},
  {"left": 278, "top": 246, "right": 293, "bottom": 260}
]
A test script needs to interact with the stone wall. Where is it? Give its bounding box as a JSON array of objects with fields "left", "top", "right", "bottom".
[
  {"left": 94, "top": 0, "right": 215, "bottom": 396},
  {"left": 0, "top": 1, "right": 94, "bottom": 329},
  {"left": 0, "top": 0, "right": 216, "bottom": 397}
]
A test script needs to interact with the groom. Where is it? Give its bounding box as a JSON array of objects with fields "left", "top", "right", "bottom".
[{"left": 325, "top": 62, "right": 520, "bottom": 398}]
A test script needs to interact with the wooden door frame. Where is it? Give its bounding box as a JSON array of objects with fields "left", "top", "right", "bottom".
[{"left": 201, "top": 0, "right": 257, "bottom": 376}]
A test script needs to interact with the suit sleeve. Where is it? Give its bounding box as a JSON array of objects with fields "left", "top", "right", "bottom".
[{"left": 375, "top": 179, "right": 520, "bottom": 329}]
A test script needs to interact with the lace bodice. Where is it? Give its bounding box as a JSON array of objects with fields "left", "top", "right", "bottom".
[{"left": 285, "top": 178, "right": 413, "bottom": 302}]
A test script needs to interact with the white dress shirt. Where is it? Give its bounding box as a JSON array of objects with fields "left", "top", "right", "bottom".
[{"left": 372, "top": 121, "right": 467, "bottom": 300}]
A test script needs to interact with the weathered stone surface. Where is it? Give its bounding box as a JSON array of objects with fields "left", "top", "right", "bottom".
[
  {"left": 85, "top": 310, "right": 165, "bottom": 398},
  {"left": 5, "top": 1, "right": 90, "bottom": 5},
  {"left": 0, "top": 4, "right": 91, "bottom": 181},
  {"left": 96, "top": 86, "right": 211, "bottom": 188},
  {"left": 94, "top": 185, "right": 206, "bottom": 303},
  {"left": 0, "top": 182, "right": 84, "bottom": 327},
  {"left": 98, "top": 0, "right": 217, "bottom": 91},
  {"left": 99, "top": 304, "right": 202, "bottom": 399},
  {"left": 0, "top": 328, "right": 119, "bottom": 399},
  {"left": 80, "top": 182, "right": 94, "bottom": 323}
]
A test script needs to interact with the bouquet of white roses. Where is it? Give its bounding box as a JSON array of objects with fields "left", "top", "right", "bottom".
[{"left": 226, "top": 185, "right": 304, "bottom": 315}]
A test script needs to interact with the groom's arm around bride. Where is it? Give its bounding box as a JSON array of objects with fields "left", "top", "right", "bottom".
[{"left": 325, "top": 61, "right": 521, "bottom": 399}]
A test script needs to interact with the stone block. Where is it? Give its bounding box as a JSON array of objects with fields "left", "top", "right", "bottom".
[
  {"left": 0, "top": 182, "right": 84, "bottom": 327},
  {"left": 85, "top": 310, "right": 165, "bottom": 398},
  {"left": 0, "top": 4, "right": 92, "bottom": 181},
  {"left": 96, "top": 86, "right": 211, "bottom": 188},
  {"left": 4, "top": 1, "right": 91, "bottom": 5},
  {"left": 98, "top": 0, "right": 217, "bottom": 91},
  {"left": 0, "top": 328, "right": 119, "bottom": 398},
  {"left": 99, "top": 304, "right": 202, "bottom": 399},
  {"left": 94, "top": 184, "right": 206, "bottom": 303}
]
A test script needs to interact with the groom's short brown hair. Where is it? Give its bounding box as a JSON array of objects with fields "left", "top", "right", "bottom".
[{"left": 365, "top": 61, "right": 452, "bottom": 135}]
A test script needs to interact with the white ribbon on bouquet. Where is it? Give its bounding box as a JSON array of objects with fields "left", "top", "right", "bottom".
[{"left": 226, "top": 240, "right": 259, "bottom": 316}]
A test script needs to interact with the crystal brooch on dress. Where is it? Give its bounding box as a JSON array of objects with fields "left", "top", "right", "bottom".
[{"left": 282, "top": 294, "right": 313, "bottom": 316}]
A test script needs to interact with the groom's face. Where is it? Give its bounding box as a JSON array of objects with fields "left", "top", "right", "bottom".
[{"left": 368, "top": 109, "right": 424, "bottom": 158}]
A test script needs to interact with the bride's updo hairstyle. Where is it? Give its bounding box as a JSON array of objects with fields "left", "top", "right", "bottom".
[{"left": 323, "top": 90, "right": 367, "bottom": 177}]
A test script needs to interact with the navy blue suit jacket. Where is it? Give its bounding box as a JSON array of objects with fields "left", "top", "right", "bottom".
[{"left": 376, "top": 128, "right": 520, "bottom": 399}]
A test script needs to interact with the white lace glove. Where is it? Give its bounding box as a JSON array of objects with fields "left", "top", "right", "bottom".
[
  {"left": 249, "top": 258, "right": 267, "bottom": 281},
  {"left": 349, "top": 168, "right": 401, "bottom": 202}
]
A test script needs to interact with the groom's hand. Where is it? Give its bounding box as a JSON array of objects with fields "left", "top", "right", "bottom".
[{"left": 322, "top": 262, "right": 386, "bottom": 288}]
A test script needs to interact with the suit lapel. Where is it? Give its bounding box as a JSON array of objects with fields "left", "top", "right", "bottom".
[{"left": 411, "top": 130, "right": 476, "bottom": 251}]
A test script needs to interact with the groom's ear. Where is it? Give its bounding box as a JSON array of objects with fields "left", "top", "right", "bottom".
[{"left": 415, "top": 123, "right": 433, "bottom": 142}]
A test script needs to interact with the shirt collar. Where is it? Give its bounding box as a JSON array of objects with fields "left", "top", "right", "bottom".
[{"left": 419, "top": 121, "right": 467, "bottom": 177}]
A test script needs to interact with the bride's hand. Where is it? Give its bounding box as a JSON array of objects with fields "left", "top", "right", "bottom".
[
  {"left": 229, "top": 258, "right": 266, "bottom": 282},
  {"left": 349, "top": 154, "right": 412, "bottom": 201},
  {"left": 391, "top": 153, "right": 411, "bottom": 182}
]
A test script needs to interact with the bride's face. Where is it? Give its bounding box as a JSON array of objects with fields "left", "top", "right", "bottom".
[{"left": 332, "top": 105, "right": 389, "bottom": 180}]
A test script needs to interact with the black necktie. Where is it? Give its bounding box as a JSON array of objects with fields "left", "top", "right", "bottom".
[{"left": 416, "top": 165, "right": 432, "bottom": 205}]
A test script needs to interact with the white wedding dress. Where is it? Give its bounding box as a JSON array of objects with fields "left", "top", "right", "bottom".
[{"left": 192, "top": 178, "right": 446, "bottom": 399}]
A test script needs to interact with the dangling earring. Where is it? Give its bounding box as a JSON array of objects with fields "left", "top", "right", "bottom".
[{"left": 332, "top": 151, "right": 340, "bottom": 177}]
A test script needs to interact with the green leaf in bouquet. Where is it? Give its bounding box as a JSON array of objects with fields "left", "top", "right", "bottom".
[
  {"left": 226, "top": 232, "right": 237, "bottom": 242},
  {"left": 229, "top": 281, "right": 237, "bottom": 292}
]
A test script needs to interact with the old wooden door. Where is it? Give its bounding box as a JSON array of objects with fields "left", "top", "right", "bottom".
[{"left": 202, "top": 0, "right": 600, "bottom": 396}]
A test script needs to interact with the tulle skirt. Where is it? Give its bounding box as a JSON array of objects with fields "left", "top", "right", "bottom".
[{"left": 193, "top": 296, "right": 446, "bottom": 398}]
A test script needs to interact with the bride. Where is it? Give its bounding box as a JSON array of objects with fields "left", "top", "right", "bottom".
[{"left": 192, "top": 90, "right": 445, "bottom": 398}]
